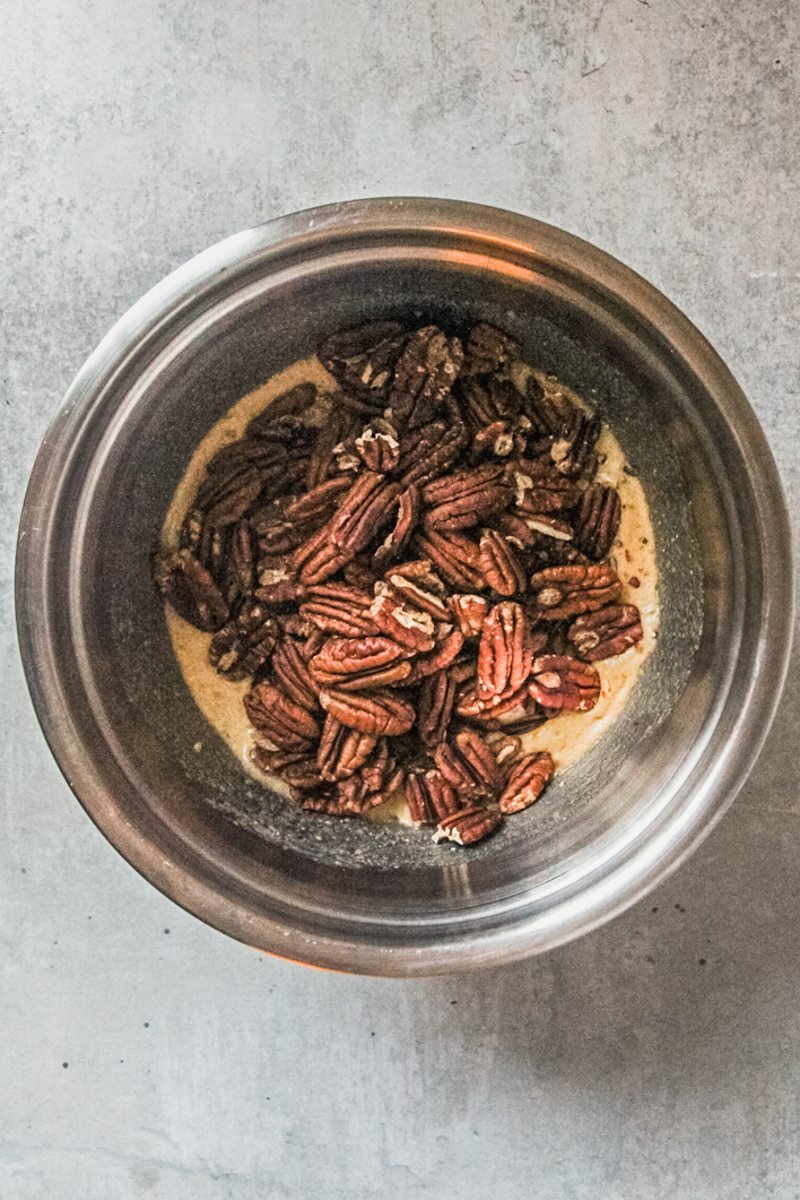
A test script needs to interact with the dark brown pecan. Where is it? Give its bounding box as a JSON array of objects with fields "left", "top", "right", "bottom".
[
  {"left": 246, "top": 384, "right": 317, "bottom": 437},
  {"left": 405, "top": 628, "right": 465, "bottom": 683},
  {"left": 550, "top": 409, "right": 601, "bottom": 479},
  {"left": 305, "top": 405, "right": 360, "bottom": 489},
  {"left": 478, "top": 530, "right": 526, "bottom": 596},
  {"left": 341, "top": 556, "right": 382, "bottom": 592},
  {"left": 284, "top": 475, "right": 353, "bottom": 525},
  {"left": 318, "top": 321, "right": 406, "bottom": 410},
  {"left": 491, "top": 511, "right": 539, "bottom": 550},
  {"left": 395, "top": 418, "right": 469, "bottom": 487},
  {"left": 369, "top": 587, "right": 436, "bottom": 653},
  {"left": 433, "top": 806, "right": 503, "bottom": 846},
  {"left": 459, "top": 375, "right": 523, "bottom": 426},
  {"left": 244, "top": 681, "right": 321, "bottom": 751},
  {"left": 270, "top": 639, "right": 320, "bottom": 710},
  {"left": 154, "top": 549, "right": 229, "bottom": 632},
  {"left": 355, "top": 419, "right": 400, "bottom": 472},
  {"left": 229, "top": 520, "right": 256, "bottom": 598},
  {"left": 255, "top": 555, "right": 305, "bottom": 605},
  {"left": 422, "top": 464, "right": 511, "bottom": 532},
  {"left": 413, "top": 529, "right": 485, "bottom": 591},
  {"left": 522, "top": 376, "right": 577, "bottom": 436},
  {"left": 529, "top": 563, "right": 621, "bottom": 620},
  {"left": 330, "top": 471, "right": 401, "bottom": 554},
  {"left": 373, "top": 485, "right": 420, "bottom": 567},
  {"left": 406, "top": 769, "right": 461, "bottom": 824},
  {"left": 461, "top": 322, "right": 521, "bottom": 378},
  {"left": 435, "top": 729, "right": 503, "bottom": 797},
  {"left": 316, "top": 714, "right": 377, "bottom": 782},
  {"left": 310, "top": 636, "right": 413, "bottom": 691},
  {"left": 498, "top": 752, "right": 555, "bottom": 814},
  {"left": 388, "top": 326, "right": 463, "bottom": 430},
  {"left": 300, "top": 584, "right": 378, "bottom": 637},
  {"left": 573, "top": 483, "right": 621, "bottom": 560},
  {"left": 319, "top": 688, "right": 416, "bottom": 737},
  {"left": 383, "top": 560, "right": 449, "bottom": 620},
  {"left": 470, "top": 419, "right": 516, "bottom": 461},
  {"left": 528, "top": 655, "right": 601, "bottom": 711},
  {"left": 477, "top": 601, "right": 533, "bottom": 699},
  {"left": 417, "top": 671, "right": 457, "bottom": 747},
  {"left": 202, "top": 469, "right": 266, "bottom": 528},
  {"left": 511, "top": 461, "right": 580, "bottom": 516},
  {"left": 450, "top": 593, "right": 489, "bottom": 638},
  {"left": 250, "top": 742, "right": 317, "bottom": 781},
  {"left": 293, "top": 524, "right": 351, "bottom": 585},
  {"left": 567, "top": 604, "right": 643, "bottom": 661},
  {"left": 208, "top": 603, "right": 280, "bottom": 680}
]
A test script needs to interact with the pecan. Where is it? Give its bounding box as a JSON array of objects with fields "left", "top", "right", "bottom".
[
  {"left": 522, "top": 377, "right": 577, "bottom": 436},
  {"left": 479, "top": 529, "right": 526, "bottom": 596},
  {"left": 319, "top": 688, "right": 416, "bottom": 736},
  {"left": 417, "top": 670, "right": 457, "bottom": 747},
  {"left": 511, "top": 462, "right": 579, "bottom": 515},
  {"left": 360, "top": 738, "right": 405, "bottom": 797},
  {"left": 395, "top": 418, "right": 469, "bottom": 487},
  {"left": 573, "top": 483, "right": 621, "bottom": 560},
  {"left": 529, "top": 563, "right": 621, "bottom": 620},
  {"left": 413, "top": 529, "right": 485, "bottom": 591},
  {"left": 284, "top": 475, "right": 353, "bottom": 525},
  {"left": 405, "top": 628, "right": 465, "bottom": 683},
  {"left": 369, "top": 586, "right": 436, "bottom": 652},
  {"left": 202, "top": 469, "right": 266, "bottom": 528},
  {"left": 388, "top": 325, "right": 464, "bottom": 430},
  {"left": 330, "top": 471, "right": 401, "bottom": 554},
  {"left": 521, "top": 514, "right": 574, "bottom": 541},
  {"left": 567, "top": 604, "right": 643, "bottom": 661},
  {"left": 310, "top": 636, "right": 413, "bottom": 691},
  {"left": 461, "top": 322, "right": 521, "bottom": 377},
  {"left": 470, "top": 419, "right": 516, "bottom": 461},
  {"left": 246, "top": 384, "right": 317, "bottom": 436},
  {"left": 491, "top": 511, "right": 539, "bottom": 550},
  {"left": 318, "top": 321, "right": 406, "bottom": 410},
  {"left": 373, "top": 485, "right": 420, "bottom": 567},
  {"left": 435, "top": 729, "right": 503, "bottom": 796},
  {"left": 255, "top": 555, "right": 305, "bottom": 605},
  {"left": 383, "top": 559, "right": 449, "bottom": 620},
  {"left": 490, "top": 734, "right": 522, "bottom": 772},
  {"left": 456, "top": 681, "right": 539, "bottom": 730},
  {"left": 293, "top": 523, "right": 351, "bottom": 585},
  {"left": 550, "top": 410, "right": 601, "bottom": 478},
  {"left": 305, "top": 406, "right": 360, "bottom": 489},
  {"left": 422, "top": 464, "right": 511, "bottom": 532},
  {"left": 459, "top": 375, "right": 523, "bottom": 426},
  {"left": 433, "top": 806, "right": 503, "bottom": 846},
  {"left": 316, "top": 714, "right": 377, "bottom": 781},
  {"left": 528, "top": 655, "right": 601, "bottom": 711},
  {"left": 477, "top": 601, "right": 533, "bottom": 699},
  {"left": 244, "top": 681, "right": 321, "bottom": 751},
  {"left": 154, "top": 549, "right": 229, "bottom": 632},
  {"left": 450, "top": 593, "right": 489, "bottom": 638},
  {"left": 270, "top": 638, "right": 320, "bottom": 710},
  {"left": 230, "top": 520, "right": 256, "bottom": 598},
  {"left": 406, "top": 769, "right": 461, "bottom": 824},
  {"left": 208, "top": 603, "right": 280, "bottom": 680},
  {"left": 355, "top": 418, "right": 400, "bottom": 472},
  {"left": 341, "top": 556, "right": 381, "bottom": 591},
  {"left": 498, "top": 752, "right": 555, "bottom": 814},
  {"left": 300, "top": 584, "right": 378, "bottom": 637}
]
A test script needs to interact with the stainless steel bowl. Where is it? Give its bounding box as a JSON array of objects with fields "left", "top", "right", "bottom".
[{"left": 16, "top": 198, "right": 792, "bottom": 975}]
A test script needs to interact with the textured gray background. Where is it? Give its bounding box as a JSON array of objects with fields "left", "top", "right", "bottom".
[{"left": 2, "top": 1, "right": 799, "bottom": 1197}]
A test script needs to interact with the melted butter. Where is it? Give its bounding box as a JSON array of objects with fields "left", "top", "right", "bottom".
[{"left": 163, "top": 358, "right": 659, "bottom": 818}]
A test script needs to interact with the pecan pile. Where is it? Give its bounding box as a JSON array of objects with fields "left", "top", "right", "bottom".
[{"left": 154, "top": 320, "right": 645, "bottom": 848}]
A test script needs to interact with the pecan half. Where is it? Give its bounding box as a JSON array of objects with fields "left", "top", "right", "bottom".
[
  {"left": 511, "top": 462, "right": 579, "bottom": 515},
  {"left": 550, "top": 409, "right": 601, "bottom": 478},
  {"left": 330, "top": 471, "right": 401, "bottom": 554},
  {"left": 498, "top": 752, "right": 555, "bottom": 813},
  {"left": 284, "top": 475, "right": 353, "bottom": 525},
  {"left": 369, "top": 586, "right": 436, "bottom": 653},
  {"left": 479, "top": 529, "right": 526, "bottom": 596},
  {"left": 355, "top": 418, "right": 401, "bottom": 473},
  {"left": 306, "top": 406, "right": 360, "bottom": 489},
  {"left": 154, "top": 549, "right": 229, "bottom": 632},
  {"left": 433, "top": 806, "right": 503, "bottom": 846},
  {"left": 310, "top": 636, "right": 413, "bottom": 691},
  {"left": 388, "top": 325, "right": 464, "bottom": 430},
  {"left": 406, "top": 769, "right": 462, "bottom": 824},
  {"left": 450, "top": 594, "right": 489, "bottom": 638},
  {"left": 435, "top": 729, "right": 503, "bottom": 797},
  {"left": 422, "top": 464, "right": 511, "bottom": 532},
  {"left": 413, "top": 529, "right": 485, "bottom": 591},
  {"left": 373, "top": 485, "right": 420, "bottom": 567},
  {"left": 460, "top": 375, "right": 523, "bottom": 426},
  {"left": 383, "top": 559, "right": 449, "bottom": 620},
  {"left": 316, "top": 714, "right": 377, "bottom": 782},
  {"left": 300, "top": 584, "right": 378, "bottom": 637},
  {"left": 461, "top": 322, "right": 521, "bottom": 378},
  {"left": 573, "top": 483, "right": 621, "bottom": 560},
  {"left": 477, "top": 601, "right": 533, "bottom": 699},
  {"left": 270, "top": 638, "right": 320, "bottom": 710},
  {"left": 208, "top": 603, "right": 280, "bottom": 680},
  {"left": 417, "top": 670, "right": 457, "bottom": 747},
  {"left": 529, "top": 563, "right": 621, "bottom": 620},
  {"left": 294, "top": 523, "right": 351, "bottom": 585},
  {"left": 244, "top": 681, "right": 321, "bottom": 751},
  {"left": 319, "top": 688, "right": 416, "bottom": 736},
  {"left": 246, "top": 384, "right": 317, "bottom": 436},
  {"left": 567, "top": 604, "right": 643, "bottom": 661},
  {"left": 405, "top": 628, "right": 464, "bottom": 683},
  {"left": 528, "top": 655, "right": 601, "bottom": 711},
  {"left": 395, "top": 418, "right": 469, "bottom": 487},
  {"left": 318, "top": 321, "right": 406, "bottom": 410},
  {"left": 255, "top": 555, "right": 305, "bottom": 605}
]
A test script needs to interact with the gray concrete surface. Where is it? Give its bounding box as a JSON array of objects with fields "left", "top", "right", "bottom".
[{"left": 2, "top": 1, "right": 799, "bottom": 1196}]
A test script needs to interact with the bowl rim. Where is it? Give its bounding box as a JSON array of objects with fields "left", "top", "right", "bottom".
[{"left": 15, "top": 196, "right": 794, "bottom": 975}]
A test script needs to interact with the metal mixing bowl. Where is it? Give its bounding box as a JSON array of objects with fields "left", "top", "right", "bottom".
[{"left": 16, "top": 198, "right": 792, "bottom": 975}]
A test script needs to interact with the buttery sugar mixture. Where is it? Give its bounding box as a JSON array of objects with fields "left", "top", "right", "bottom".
[{"left": 162, "top": 357, "right": 659, "bottom": 822}]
